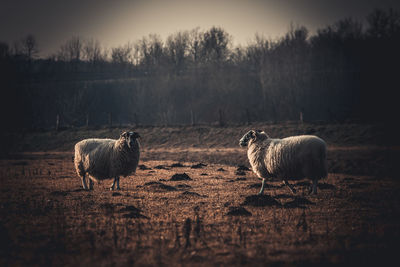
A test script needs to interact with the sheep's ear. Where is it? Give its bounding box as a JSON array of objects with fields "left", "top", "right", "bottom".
[
  {"left": 249, "top": 130, "right": 256, "bottom": 139},
  {"left": 262, "top": 131, "right": 269, "bottom": 138},
  {"left": 253, "top": 130, "right": 262, "bottom": 141},
  {"left": 132, "top": 132, "right": 140, "bottom": 139},
  {"left": 120, "top": 132, "right": 128, "bottom": 138}
]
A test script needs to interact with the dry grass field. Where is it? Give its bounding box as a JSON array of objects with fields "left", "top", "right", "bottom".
[{"left": 1, "top": 123, "right": 399, "bottom": 266}]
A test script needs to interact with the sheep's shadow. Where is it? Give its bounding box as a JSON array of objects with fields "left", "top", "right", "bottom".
[
  {"left": 169, "top": 162, "right": 185, "bottom": 168},
  {"left": 226, "top": 206, "right": 252, "bottom": 216},
  {"left": 248, "top": 183, "right": 283, "bottom": 189},
  {"left": 283, "top": 197, "right": 315, "bottom": 209},
  {"left": 274, "top": 193, "right": 294, "bottom": 199},
  {"left": 242, "top": 194, "right": 281, "bottom": 207}
]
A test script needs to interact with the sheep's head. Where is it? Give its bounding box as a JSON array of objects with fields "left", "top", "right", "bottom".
[
  {"left": 120, "top": 131, "right": 140, "bottom": 149},
  {"left": 239, "top": 130, "right": 268, "bottom": 147}
]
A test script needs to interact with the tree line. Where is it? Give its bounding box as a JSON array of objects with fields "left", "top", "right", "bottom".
[{"left": 1, "top": 8, "right": 399, "bottom": 130}]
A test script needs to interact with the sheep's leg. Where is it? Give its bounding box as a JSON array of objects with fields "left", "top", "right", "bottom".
[
  {"left": 116, "top": 177, "right": 120, "bottom": 190},
  {"left": 88, "top": 179, "right": 94, "bottom": 190},
  {"left": 310, "top": 179, "right": 318, "bottom": 195},
  {"left": 110, "top": 178, "right": 116, "bottom": 191},
  {"left": 283, "top": 180, "right": 296, "bottom": 194},
  {"left": 81, "top": 173, "right": 88, "bottom": 190},
  {"left": 258, "top": 178, "right": 266, "bottom": 195}
]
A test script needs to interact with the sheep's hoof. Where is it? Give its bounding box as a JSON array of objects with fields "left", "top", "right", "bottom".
[
  {"left": 257, "top": 192, "right": 264, "bottom": 196},
  {"left": 308, "top": 189, "right": 317, "bottom": 195},
  {"left": 109, "top": 187, "right": 114, "bottom": 191}
]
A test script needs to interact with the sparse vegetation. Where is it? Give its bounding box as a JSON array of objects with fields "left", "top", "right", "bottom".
[{"left": 0, "top": 123, "right": 399, "bottom": 266}]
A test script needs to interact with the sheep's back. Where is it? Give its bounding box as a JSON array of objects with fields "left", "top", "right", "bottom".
[
  {"left": 265, "top": 135, "right": 327, "bottom": 179},
  {"left": 74, "top": 139, "right": 116, "bottom": 179}
]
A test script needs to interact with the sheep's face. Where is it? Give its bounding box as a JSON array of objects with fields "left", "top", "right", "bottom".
[
  {"left": 239, "top": 130, "right": 267, "bottom": 147},
  {"left": 239, "top": 130, "right": 256, "bottom": 147},
  {"left": 121, "top": 131, "right": 140, "bottom": 149}
]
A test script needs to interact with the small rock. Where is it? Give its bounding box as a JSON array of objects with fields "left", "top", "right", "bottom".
[
  {"left": 170, "top": 173, "right": 192, "bottom": 181},
  {"left": 236, "top": 165, "right": 250, "bottom": 171},
  {"left": 191, "top": 163, "right": 207, "bottom": 169}
]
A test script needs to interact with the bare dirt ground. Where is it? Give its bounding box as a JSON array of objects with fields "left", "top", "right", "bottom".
[{"left": 1, "top": 123, "right": 399, "bottom": 266}]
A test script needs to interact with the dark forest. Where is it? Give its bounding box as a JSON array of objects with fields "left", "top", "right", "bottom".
[{"left": 1, "top": 8, "right": 399, "bottom": 130}]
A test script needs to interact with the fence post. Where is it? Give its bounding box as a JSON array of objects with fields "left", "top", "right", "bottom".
[
  {"left": 191, "top": 109, "right": 195, "bottom": 126},
  {"left": 218, "top": 109, "right": 224, "bottom": 127},
  {"left": 55, "top": 114, "right": 60, "bottom": 131},
  {"left": 299, "top": 111, "right": 303, "bottom": 124}
]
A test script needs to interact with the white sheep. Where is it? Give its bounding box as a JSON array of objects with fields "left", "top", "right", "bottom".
[
  {"left": 239, "top": 130, "right": 327, "bottom": 195},
  {"left": 74, "top": 131, "right": 140, "bottom": 190}
]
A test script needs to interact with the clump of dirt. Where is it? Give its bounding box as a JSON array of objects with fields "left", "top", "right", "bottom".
[
  {"left": 170, "top": 163, "right": 185, "bottom": 168},
  {"left": 237, "top": 165, "right": 250, "bottom": 171},
  {"left": 170, "top": 173, "right": 192, "bottom": 181},
  {"left": 180, "top": 191, "right": 203, "bottom": 197},
  {"left": 138, "top": 164, "right": 151, "bottom": 170},
  {"left": 112, "top": 192, "right": 122, "bottom": 196},
  {"left": 154, "top": 165, "right": 169, "bottom": 170},
  {"left": 176, "top": 184, "right": 192, "bottom": 189},
  {"left": 242, "top": 195, "right": 281, "bottom": 207},
  {"left": 217, "top": 168, "right": 226, "bottom": 172},
  {"left": 226, "top": 206, "right": 252, "bottom": 216},
  {"left": 191, "top": 163, "right": 207, "bottom": 169},
  {"left": 142, "top": 181, "right": 177, "bottom": 191},
  {"left": 235, "top": 171, "right": 246, "bottom": 176},
  {"left": 235, "top": 177, "right": 247, "bottom": 181}
]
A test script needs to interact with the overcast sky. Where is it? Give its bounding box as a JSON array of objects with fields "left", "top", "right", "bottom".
[{"left": 1, "top": 0, "right": 399, "bottom": 57}]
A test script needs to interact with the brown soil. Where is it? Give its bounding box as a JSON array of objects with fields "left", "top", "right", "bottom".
[{"left": 1, "top": 123, "right": 399, "bottom": 266}]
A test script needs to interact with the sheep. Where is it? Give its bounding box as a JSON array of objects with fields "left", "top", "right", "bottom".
[
  {"left": 239, "top": 130, "right": 327, "bottom": 195},
  {"left": 74, "top": 131, "right": 140, "bottom": 190}
]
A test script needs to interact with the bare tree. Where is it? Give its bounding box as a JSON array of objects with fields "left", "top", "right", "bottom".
[
  {"left": 366, "top": 8, "right": 400, "bottom": 39},
  {"left": 166, "top": 31, "right": 189, "bottom": 70},
  {"left": 83, "top": 38, "right": 104, "bottom": 63},
  {"left": 20, "top": 34, "right": 39, "bottom": 61},
  {"left": 58, "top": 36, "right": 83, "bottom": 61},
  {"left": 188, "top": 27, "right": 203, "bottom": 64},
  {"left": 135, "top": 34, "right": 164, "bottom": 69},
  {"left": 201, "top": 26, "right": 231, "bottom": 63},
  {"left": 111, "top": 42, "right": 133, "bottom": 65}
]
